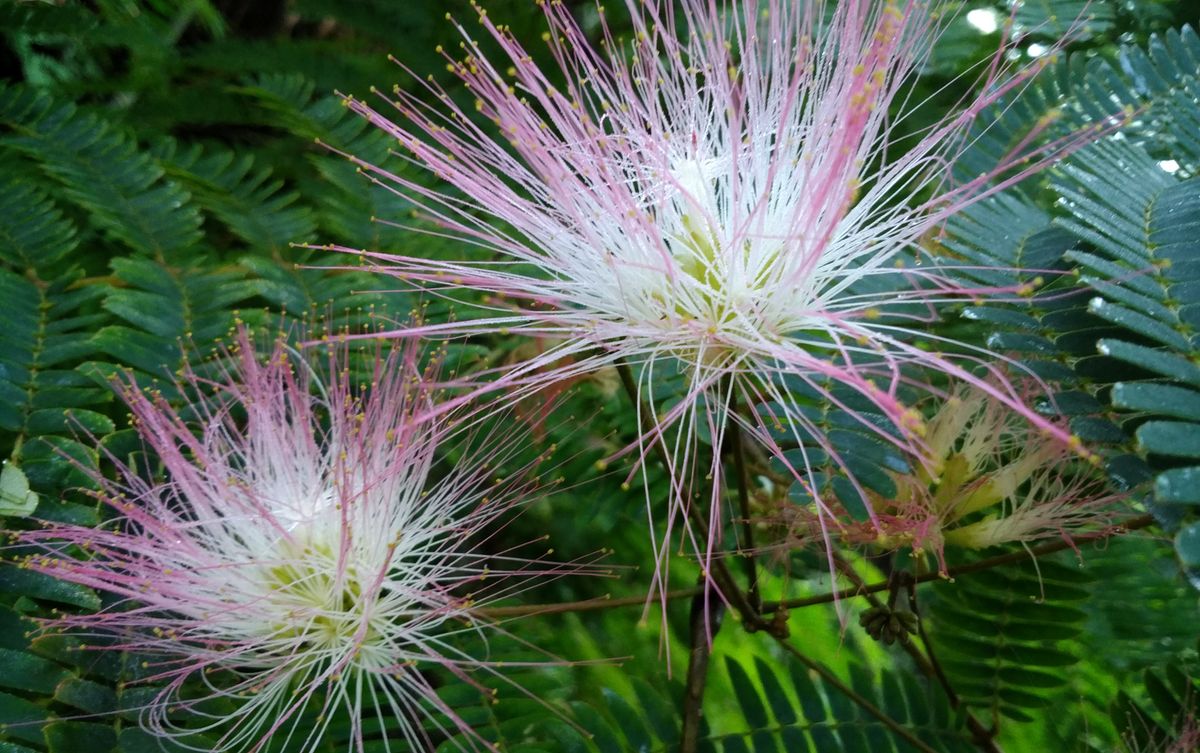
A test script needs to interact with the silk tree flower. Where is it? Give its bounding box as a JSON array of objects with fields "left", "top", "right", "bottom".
[
  {"left": 321, "top": 0, "right": 1106, "bottom": 585},
  {"left": 15, "top": 331, "right": 582, "bottom": 753},
  {"left": 845, "top": 382, "right": 1123, "bottom": 571}
]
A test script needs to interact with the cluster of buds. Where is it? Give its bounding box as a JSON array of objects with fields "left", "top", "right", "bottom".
[{"left": 858, "top": 604, "right": 919, "bottom": 646}]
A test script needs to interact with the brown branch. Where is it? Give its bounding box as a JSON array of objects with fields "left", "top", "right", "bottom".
[
  {"left": 903, "top": 641, "right": 1001, "bottom": 753},
  {"left": 613, "top": 361, "right": 765, "bottom": 750},
  {"left": 726, "top": 399, "right": 761, "bottom": 612},
  {"left": 680, "top": 584, "right": 724, "bottom": 753},
  {"left": 832, "top": 555, "right": 1002, "bottom": 753},
  {"left": 762, "top": 513, "right": 1156, "bottom": 614},
  {"left": 475, "top": 513, "right": 1157, "bottom": 620},
  {"left": 556, "top": 360, "right": 1153, "bottom": 752},
  {"left": 474, "top": 587, "right": 701, "bottom": 619},
  {"left": 614, "top": 361, "right": 935, "bottom": 749},
  {"left": 899, "top": 573, "right": 1001, "bottom": 751}
]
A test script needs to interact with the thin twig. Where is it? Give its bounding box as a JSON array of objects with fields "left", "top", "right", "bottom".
[
  {"left": 762, "top": 513, "right": 1155, "bottom": 613},
  {"left": 899, "top": 573, "right": 1003, "bottom": 752},
  {"left": 905, "top": 582, "right": 955, "bottom": 704},
  {"left": 476, "top": 515, "right": 1157, "bottom": 619},
  {"left": 833, "top": 555, "right": 1002, "bottom": 753},
  {"left": 475, "top": 587, "right": 701, "bottom": 619},
  {"left": 613, "top": 360, "right": 761, "bottom": 751},
  {"left": 680, "top": 381, "right": 756, "bottom": 752},
  {"left": 726, "top": 393, "right": 761, "bottom": 612},
  {"left": 903, "top": 644, "right": 1001, "bottom": 752},
  {"left": 774, "top": 638, "right": 941, "bottom": 753},
  {"left": 680, "top": 583, "right": 724, "bottom": 753}
]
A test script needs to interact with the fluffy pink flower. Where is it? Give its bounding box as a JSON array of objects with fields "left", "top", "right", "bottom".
[
  {"left": 321, "top": 1, "right": 1106, "bottom": 588},
  {"left": 15, "top": 332, "right": 581, "bottom": 753}
]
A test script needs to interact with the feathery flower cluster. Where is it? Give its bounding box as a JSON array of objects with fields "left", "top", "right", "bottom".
[
  {"left": 852, "top": 382, "right": 1121, "bottom": 571},
  {"left": 324, "top": 0, "right": 1106, "bottom": 582},
  {"left": 16, "top": 332, "right": 574, "bottom": 753}
]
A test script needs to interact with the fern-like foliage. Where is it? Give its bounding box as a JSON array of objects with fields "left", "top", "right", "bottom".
[
  {"left": 760, "top": 378, "right": 912, "bottom": 519},
  {"left": 0, "top": 175, "right": 78, "bottom": 272},
  {"left": 155, "top": 138, "right": 318, "bottom": 255},
  {"left": 0, "top": 592, "right": 229, "bottom": 753},
  {"left": 0, "top": 269, "right": 111, "bottom": 495},
  {"left": 1055, "top": 144, "right": 1200, "bottom": 501},
  {"left": 91, "top": 256, "right": 257, "bottom": 382},
  {"left": 435, "top": 649, "right": 977, "bottom": 753},
  {"left": 0, "top": 165, "right": 110, "bottom": 494},
  {"left": 0, "top": 85, "right": 203, "bottom": 261},
  {"left": 925, "top": 555, "right": 1092, "bottom": 725},
  {"left": 1014, "top": 0, "right": 1117, "bottom": 40},
  {"left": 1047, "top": 25, "right": 1200, "bottom": 567},
  {"left": 943, "top": 25, "right": 1200, "bottom": 575}
]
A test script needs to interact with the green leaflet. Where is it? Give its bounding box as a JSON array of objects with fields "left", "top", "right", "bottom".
[{"left": 0, "top": 463, "right": 37, "bottom": 518}]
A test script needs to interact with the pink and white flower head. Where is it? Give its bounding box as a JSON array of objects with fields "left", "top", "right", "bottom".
[
  {"left": 16, "top": 330, "right": 579, "bottom": 753},
  {"left": 321, "top": 1, "right": 1108, "bottom": 585}
]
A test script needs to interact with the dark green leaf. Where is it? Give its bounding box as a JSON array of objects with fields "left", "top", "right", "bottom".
[
  {"left": 0, "top": 565, "right": 100, "bottom": 610},
  {"left": 1155, "top": 466, "right": 1200, "bottom": 504},
  {"left": 1137, "top": 421, "right": 1200, "bottom": 458}
]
